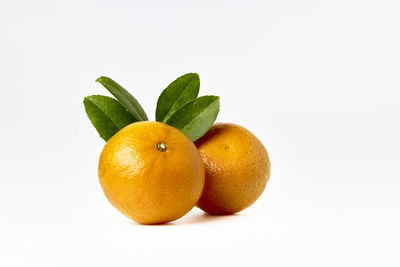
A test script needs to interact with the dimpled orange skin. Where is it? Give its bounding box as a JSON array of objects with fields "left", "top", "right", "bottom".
[
  {"left": 195, "top": 123, "right": 270, "bottom": 215},
  {"left": 98, "top": 121, "right": 205, "bottom": 224}
]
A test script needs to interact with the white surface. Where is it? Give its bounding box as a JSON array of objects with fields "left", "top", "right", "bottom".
[{"left": 1, "top": 0, "right": 400, "bottom": 266}]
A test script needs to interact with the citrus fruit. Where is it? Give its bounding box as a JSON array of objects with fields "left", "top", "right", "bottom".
[
  {"left": 195, "top": 123, "right": 270, "bottom": 214},
  {"left": 98, "top": 121, "right": 205, "bottom": 224}
]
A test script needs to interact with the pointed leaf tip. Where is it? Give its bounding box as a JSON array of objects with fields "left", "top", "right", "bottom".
[
  {"left": 165, "top": 95, "right": 220, "bottom": 141},
  {"left": 156, "top": 73, "right": 200, "bottom": 122},
  {"left": 83, "top": 95, "right": 137, "bottom": 141},
  {"left": 95, "top": 76, "right": 148, "bottom": 121}
]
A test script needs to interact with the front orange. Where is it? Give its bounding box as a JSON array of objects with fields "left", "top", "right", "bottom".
[{"left": 98, "top": 121, "right": 205, "bottom": 224}]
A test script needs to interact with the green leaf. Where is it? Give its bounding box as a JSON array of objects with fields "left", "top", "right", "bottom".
[
  {"left": 156, "top": 73, "right": 200, "bottom": 122},
  {"left": 166, "top": 95, "right": 220, "bottom": 141},
  {"left": 96, "top": 76, "right": 148, "bottom": 121},
  {"left": 83, "top": 95, "right": 137, "bottom": 141}
]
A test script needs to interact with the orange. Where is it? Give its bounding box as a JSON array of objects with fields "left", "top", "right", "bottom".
[
  {"left": 195, "top": 123, "right": 270, "bottom": 214},
  {"left": 98, "top": 121, "right": 205, "bottom": 224}
]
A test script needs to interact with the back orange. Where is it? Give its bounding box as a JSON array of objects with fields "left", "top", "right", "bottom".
[
  {"left": 98, "top": 121, "right": 205, "bottom": 224},
  {"left": 195, "top": 123, "right": 270, "bottom": 214}
]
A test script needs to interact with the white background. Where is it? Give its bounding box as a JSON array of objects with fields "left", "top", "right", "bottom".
[{"left": 1, "top": 0, "right": 399, "bottom": 266}]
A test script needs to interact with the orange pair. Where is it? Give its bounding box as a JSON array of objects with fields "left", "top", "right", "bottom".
[{"left": 99, "top": 121, "right": 270, "bottom": 224}]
